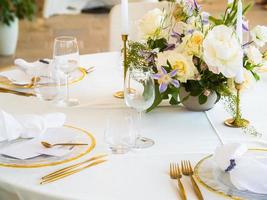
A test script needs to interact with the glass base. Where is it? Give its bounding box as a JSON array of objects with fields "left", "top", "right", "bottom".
[
  {"left": 109, "top": 145, "right": 131, "bottom": 154},
  {"left": 57, "top": 98, "right": 79, "bottom": 107},
  {"left": 134, "top": 136, "right": 155, "bottom": 149}
]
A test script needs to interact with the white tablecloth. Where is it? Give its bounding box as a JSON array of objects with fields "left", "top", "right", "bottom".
[{"left": 0, "top": 52, "right": 266, "bottom": 200}]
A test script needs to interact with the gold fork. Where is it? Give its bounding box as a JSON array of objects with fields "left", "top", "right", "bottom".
[
  {"left": 181, "top": 160, "right": 204, "bottom": 200},
  {"left": 170, "top": 163, "right": 187, "bottom": 200}
]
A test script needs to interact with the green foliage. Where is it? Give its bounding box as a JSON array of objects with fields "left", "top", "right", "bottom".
[
  {"left": 146, "top": 84, "right": 163, "bottom": 112},
  {"left": 243, "top": 56, "right": 261, "bottom": 81},
  {"left": 147, "top": 38, "right": 168, "bottom": 52},
  {"left": 209, "top": 0, "right": 252, "bottom": 27},
  {"left": 199, "top": 94, "right": 208, "bottom": 105},
  {"left": 126, "top": 41, "right": 149, "bottom": 67},
  {"left": 182, "top": 57, "right": 228, "bottom": 105},
  {"left": 0, "top": 0, "right": 36, "bottom": 26}
]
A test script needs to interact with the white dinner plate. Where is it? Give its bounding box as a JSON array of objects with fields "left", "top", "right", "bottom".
[
  {"left": 194, "top": 149, "right": 267, "bottom": 200},
  {"left": 0, "top": 125, "right": 95, "bottom": 168},
  {"left": 0, "top": 67, "right": 86, "bottom": 89}
]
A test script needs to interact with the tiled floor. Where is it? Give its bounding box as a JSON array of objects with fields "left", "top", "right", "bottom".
[{"left": 0, "top": 0, "right": 266, "bottom": 69}]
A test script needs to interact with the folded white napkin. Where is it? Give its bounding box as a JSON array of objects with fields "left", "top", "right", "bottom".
[
  {"left": 0, "top": 138, "right": 72, "bottom": 160},
  {"left": 213, "top": 143, "right": 267, "bottom": 194},
  {"left": 0, "top": 110, "right": 66, "bottom": 142},
  {"left": 14, "top": 58, "right": 52, "bottom": 77}
]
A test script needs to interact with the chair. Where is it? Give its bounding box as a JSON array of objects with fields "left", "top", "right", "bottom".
[
  {"left": 43, "top": 0, "right": 160, "bottom": 18},
  {"left": 109, "top": 2, "right": 169, "bottom": 51}
]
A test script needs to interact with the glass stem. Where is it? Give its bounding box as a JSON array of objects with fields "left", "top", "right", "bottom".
[
  {"left": 66, "top": 74, "right": 70, "bottom": 101},
  {"left": 137, "top": 111, "right": 143, "bottom": 137}
]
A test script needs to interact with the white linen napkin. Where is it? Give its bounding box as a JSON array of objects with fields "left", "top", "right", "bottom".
[
  {"left": 0, "top": 110, "right": 66, "bottom": 142},
  {"left": 213, "top": 143, "right": 267, "bottom": 194},
  {"left": 14, "top": 58, "right": 51, "bottom": 77},
  {"left": 0, "top": 138, "right": 72, "bottom": 160}
]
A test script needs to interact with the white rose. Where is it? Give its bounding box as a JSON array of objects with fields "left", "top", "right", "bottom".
[
  {"left": 250, "top": 25, "right": 267, "bottom": 47},
  {"left": 203, "top": 25, "right": 243, "bottom": 78},
  {"left": 138, "top": 8, "right": 164, "bottom": 39},
  {"left": 245, "top": 45, "right": 262, "bottom": 65},
  {"left": 157, "top": 50, "right": 198, "bottom": 82}
]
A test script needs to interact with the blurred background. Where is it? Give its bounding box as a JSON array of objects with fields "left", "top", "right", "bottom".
[{"left": 0, "top": 0, "right": 266, "bottom": 68}]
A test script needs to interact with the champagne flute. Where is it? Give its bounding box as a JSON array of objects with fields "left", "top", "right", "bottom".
[
  {"left": 53, "top": 36, "right": 79, "bottom": 107},
  {"left": 124, "top": 66, "right": 155, "bottom": 148}
]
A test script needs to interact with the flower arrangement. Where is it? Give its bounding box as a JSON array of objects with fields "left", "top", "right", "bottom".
[{"left": 126, "top": 0, "right": 267, "bottom": 112}]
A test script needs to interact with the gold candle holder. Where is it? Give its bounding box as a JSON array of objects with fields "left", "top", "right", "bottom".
[
  {"left": 113, "top": 34, "right": 128, "bottom": 99},
  {"left": 224, "top": 82, "right": 249, "bottom": 128}
]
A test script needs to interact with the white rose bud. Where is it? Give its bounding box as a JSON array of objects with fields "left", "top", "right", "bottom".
[
  {"left": 245, "top": 45, "right": 262, "bottom": 65},
  {"left": 250, "top": 25, "right": 267, "bottom": 47}
]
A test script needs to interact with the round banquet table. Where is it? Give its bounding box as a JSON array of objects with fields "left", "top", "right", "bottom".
[{"left": 0, "top": 52, "right": 267, "bottom": 200}]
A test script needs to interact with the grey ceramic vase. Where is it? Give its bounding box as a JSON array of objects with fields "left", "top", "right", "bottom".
[{"left": 179, "top": 87, "right": 218, "bottom": 111}]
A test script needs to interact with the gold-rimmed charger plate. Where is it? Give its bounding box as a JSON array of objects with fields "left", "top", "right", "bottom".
[
  {"left": 0, "top": 125, "right": 96, "bottom": 168},
  {"left": 194, "top": 149, "right": 267, "bottom": 200},
  {"left": 0, "top": 67, "right": 87, "bottom": 89}
]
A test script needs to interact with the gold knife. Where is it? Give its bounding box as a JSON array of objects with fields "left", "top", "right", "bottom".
[
  {"left": 40, "top": 159, "right": 107, "bottom": 184},
  {"left": 42, "top": 154, "right": 107, "bottom": 180}
]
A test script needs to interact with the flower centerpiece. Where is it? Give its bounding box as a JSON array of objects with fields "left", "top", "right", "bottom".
[{"left": 126, "top": 0, "right": 267, "bottom": 112}]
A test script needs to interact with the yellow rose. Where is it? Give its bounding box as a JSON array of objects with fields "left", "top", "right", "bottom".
[
  {"left": 156, "top": 50, "right": 198, "bottom": 83},
  {"left": 191, "top": 32, "right": 204, "bottom": 46},
  {"left": 179, "top": 31, "right": 204, "bottom": 56}
]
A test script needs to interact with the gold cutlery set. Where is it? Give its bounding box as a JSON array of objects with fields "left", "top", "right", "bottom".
[
  {"left": 40, "top": 155, "right": 202, "bottom": 200},
  {"left": 170, "top": 160, "right": 204, "bottom": 200},
  {"left": 40, "top": 154, "right": 108, "bottom": 184}
]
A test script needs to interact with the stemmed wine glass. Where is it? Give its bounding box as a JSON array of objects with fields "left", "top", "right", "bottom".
[
  {"left": 53, "top": 36, "right": 80, "bottom": 107},
  {"left": 124, "top": 66, "right": 155, "bottom": 148}
]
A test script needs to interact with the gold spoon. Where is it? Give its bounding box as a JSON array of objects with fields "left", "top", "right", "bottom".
[{"left": 41, "top": 141, "right": 88, "bottom": 148}]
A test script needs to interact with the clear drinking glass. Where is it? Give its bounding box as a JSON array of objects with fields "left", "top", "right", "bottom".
[
  {"left": 124, "top": 66, "right": 155, "bottom": 148},
  {"left": 104, "top": 113, "right": 136, "bottom": 154},
  {"left": 34, "top": 67, "right": 61, "bottom": 101},
  {"left": 53, "top": 36, "right": 80, "bottom": 107}
]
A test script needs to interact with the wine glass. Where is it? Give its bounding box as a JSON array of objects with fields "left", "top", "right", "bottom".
[
  {"left": 124, "top": 66, "right": 155, "bottom": 148},
  {"left": 53, "top": 36, "right": 80, "bottom": 107}
]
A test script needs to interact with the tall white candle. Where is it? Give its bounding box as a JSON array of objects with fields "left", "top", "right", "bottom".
[
  {"left": 121, "top": 0, "right": 129, "bottom": 35},
  {"left": 235, "top": 0, "right": 244, "bottom": 84},
  {"left": 236, "top": 0, "right": 243, "bottom": 43}
]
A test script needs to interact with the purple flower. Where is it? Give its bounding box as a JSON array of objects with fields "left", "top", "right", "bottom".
[
  {"left": 225, "top": 159, "right": 236, "bottom": 172},
  {"left": 163, "top": 43, "right": 176, "bottom": 51},
  {"left": 139, "top": 50, "right": 158, "bottom": 64},
  {"left": 242, "top": 41, "right": 254, "bottom": 48},
  {"left": 152, "top": 67, "right": 180, "bottom": 93},
  {"left": 186, "top": 0, "right": 201, "bottom": 12},
  {"left": 188, "top": 29, "right": 194, "bottom": 34},
  {"left": 171, "top": 31, "right": 183, "bottom": 43},
  {"left": 242, "top": 20, "right": 249, "bottom": 32},
  {"left": 201, "top": 12, "right": 210, "bottom": 25},
  {"left": 193, "top": 0, "right": 201, "bottom": 11}
]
